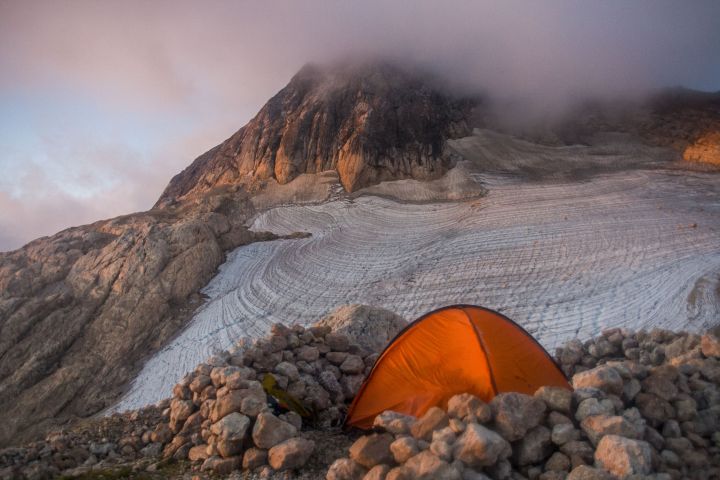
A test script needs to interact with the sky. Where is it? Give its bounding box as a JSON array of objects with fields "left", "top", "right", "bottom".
[{"left": 0, "top": 1, "right": 718, "bottom": 251}]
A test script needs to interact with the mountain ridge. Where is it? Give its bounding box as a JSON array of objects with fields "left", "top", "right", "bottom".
[{"left": 156, "top": 61, "right": 476, "bottom": 206}]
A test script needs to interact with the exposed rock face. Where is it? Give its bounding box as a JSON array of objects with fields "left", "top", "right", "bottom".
[
  {"left": 156, "top": 61, "right": 475, "bottom": 204},
  {"left": 0, "top": 189, "right": 272, "bottom": 446}
]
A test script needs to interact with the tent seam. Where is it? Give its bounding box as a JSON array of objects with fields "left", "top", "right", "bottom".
[{"left": 463, "top": 307, "right": 499, "bottom": 396}]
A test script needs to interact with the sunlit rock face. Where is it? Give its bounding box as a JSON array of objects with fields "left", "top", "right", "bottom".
[
  {"left": 156, "top": 61, "right": 476, "bottom": 206},
  {"left": 683, "top": 131, "right": 720, "bottom": 166}
]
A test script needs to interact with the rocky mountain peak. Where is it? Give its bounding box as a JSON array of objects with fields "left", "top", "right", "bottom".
[{"left": 156, "top": 61, "right": 476, "bottom": 206}]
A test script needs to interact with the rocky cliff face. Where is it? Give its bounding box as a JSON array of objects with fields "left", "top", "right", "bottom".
[
  {"left": 0, "top": 187, "right": 275, "bottom": 447},
  {"left": 156, "top": 62, "right": 475, "bottom": 205}
]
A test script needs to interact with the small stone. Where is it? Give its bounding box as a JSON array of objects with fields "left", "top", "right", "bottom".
[
  {"left": 297, "top": 346, "right": 320, "bottom": 362},
  {"left": 243, "top": 447, "right": 268, "bottom": 469},
  {"left": 575, "top": 398, "right": 613, "bottom": 422},
  {"left": 201, "top": 455, "right": 242, "bottom": 474},
  {"left": 211, "top": 412, "right": 250, "bottom": 441},
  {"left": 326, "top": 333, "right": 351, "bottom": 352},
  {"left": 572, "top": 365, "right": 623, "bottom": 395},
  {"left": 490, "top": 392, "right": 546, "bottom": 441},
  {"left": 374, "top": 411, "right": 416, "bottom": 435},
  {"left": 349, "top": 433, "right": 394, "bottom": 469},
  {"left": 340, "top": 355, "right": 365, "bottom": 374},
  {"left": 326, "top": 351, "right": 349, "bottom": 365},
  {"left": 411, "top": 407, "right": 450, "bottom": 441},
  {"left": 551, "top": 423, "right": 580, "bottom": 445},
  {"left": 447, "top": 393, "right": 491, "bottom": 422},
  {"left": 566, "top": 465, "right": 614, "bottom": 480},
  {"left": 364, "top": 464, "right": 391, "bottom": 480},
  {"left": 404, "top": 450, "right": 461, "bottom": 480},
  {"left": 430, "top": 439, "right": 453, "bottom": 462},
  {"left": 622, "top": 378, "right": 642, "bottom": 402},
  {"left": 326, "top": 458, "right": 368, "bottom": 480},
  {"left": 452, "top": 423, "right": 511, "bottom": 467},
  {"left": 641, "top": 373, "right": 678, "bottom": 401},
  {"left": 514, "top": 425, "right": 552, "bottom": 466},
  {"left": 534, "top": 386, "right": 572, "bottom": 414},
  {"left": 210, "top": 390, "right": 244, "bottom": 422},
  {"left": 547, "top": 411, "right": 573, "bottom": 427},
  {"left": 268, "top": 437, "right": 315, "bottom": 470},
  {"left": 275, "top": 362, "right": 300, "bottom": 381},
  {"left": 560, "top": 441, "right": 595, "bottom": 465},
  {"left": 341, "top": 375, "right": 365, "bottom": 398},
  {"left": 580, "top": 415, "right": 643, "bottom": 446},
  {"left": 188, "top": 444, "right": 209, "bottom": 462},
  {"left": 390, "top": 436, "right": 419, "bottom": 464},
  {"left": 545, "top": 452, "right": 571, "bottom": 472},
  {"left": 701, "top": 333, "right": 720, "bottom": 357},
  {"left": 634, "top": 393, "right": 675, "bottom": 426},
  {"left": 594, "top": 435, "right": 652, "bottom": 477},
  {"left": 252, "top": 412, "right": 298, "bottom": 449}
]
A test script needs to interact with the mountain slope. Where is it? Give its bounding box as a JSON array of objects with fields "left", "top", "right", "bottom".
[
  {"left": 156, "top": 62, "right": 475, "bottom": 206},
  {"left": 0, "top": 188, "right": 277, "bottom": 446}
]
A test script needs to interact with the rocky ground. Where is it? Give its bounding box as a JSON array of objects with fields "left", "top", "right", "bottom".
[{"left": 1, "top": 304, "right": 719, "bottom": 480}]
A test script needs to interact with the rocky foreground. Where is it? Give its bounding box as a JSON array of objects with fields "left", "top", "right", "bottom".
[{"left": 1, "top": 304, "right": 719, "bottom": 480}]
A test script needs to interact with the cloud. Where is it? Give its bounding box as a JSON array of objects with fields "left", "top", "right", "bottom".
[{"left": 0, "top": 0, "right": 719, "bottom": 250}]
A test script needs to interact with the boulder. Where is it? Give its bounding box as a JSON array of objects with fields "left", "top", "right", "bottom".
[
  {"left": 594, "top": 435, "right": 652, "bottom": 477},
  {"left": 490, "top": 392, "right": 546, "bottom": 441},
  {"left": 572, "top": 366, "right": 623, "bottom": 395},
  {"left": 515, "top": 425, "right": 552, "bottom": 466},
  {"left": 390, "top": 436, "right": 419, "bottom": 464},
  {"left": 252, "top": 412, "right": 298, "bottom": 449},
  {"left": 210, "top": 390, "right": 245, "bottom": 422},
  {"left": 580, "top": 415, "right": 643, "bottom": 446},
  {"left": 268, "top": 437, "right": 315, "bottom": 470},
  {"left": 326, "top": 333, "right": 351, "bottom": 352},
  {"left": 534, "top": 386, "right": 573, "bottom": 414},
  {"left": 349, "top": 433, "right": 395, "bottom": 469},
  {"left": 314, "top": 304, "right": 407, "bottom": 353},
  {"left": 340, "top": 355, "right": 365, "bottom": 374},
  {"left": 326, "top": 458, "right": 368, "bottom": 480},
  {"left": 275, "top": 361, "right": 300, "bottom": 381},
  {"left": 551, "top": 423, "right": 580, "bottom": 445},
  {"left": 243, "top": 447, "right": 268, "bottom": 470},
  {"left": 364, "top": 464, "right": 392, "bottom": 480},
  {"left": 545, "top": 451, "right": 571, "bottom": 472},
  {"left": 411, "top": 407, "right": 450, "bottom": 441},
  {"left": 641, "top": 373, "right": 678, "bottom": 401},
  {"left": 634, "top": 393, "right": 675, "bottom": 425},
  {"left": 374, "top": 411, "right": 416, "bottom": 435},
  {"left": 447, "top": 393, "right": 491, "bottom": 422},
  {"left": 452, "top": 423, "right": 511, "bottom": 467},
  {"left": 188, "top": 444, "right": 209, "bottom": 462},
  {"left": 210, "top": 412, "right": 250, "bottom": 441},
  {"left": 404, "top": 450, "right": 461, "bottom": 480}
]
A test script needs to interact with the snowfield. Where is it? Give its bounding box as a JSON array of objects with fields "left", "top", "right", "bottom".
[{"left": 115, "top": 135, "right": 720, "bottom": 410}]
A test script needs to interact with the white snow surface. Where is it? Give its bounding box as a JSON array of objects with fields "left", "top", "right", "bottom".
[{"left": 115, "top": 168, "right": 720, "bottom": 411}]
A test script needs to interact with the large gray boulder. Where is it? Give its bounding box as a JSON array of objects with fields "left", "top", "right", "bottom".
[{"left": 314, "top": 304, "right": 407, "bottom": 353}]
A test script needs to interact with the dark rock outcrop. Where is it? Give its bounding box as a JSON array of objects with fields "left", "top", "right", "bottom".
[{"left": 156, "top": 61, "right": 475, "bottom": 205}]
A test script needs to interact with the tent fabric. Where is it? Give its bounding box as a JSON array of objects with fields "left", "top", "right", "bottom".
[{"left": 345, "top": 304, "right": 570, "bottom": 429}]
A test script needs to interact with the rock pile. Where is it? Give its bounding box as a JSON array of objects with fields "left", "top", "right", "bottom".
[
  {"left": 160, "top": 315, "right": 401, "bottom": 476},
  {"left": 327, "top": 329, "right": 720, "bottom": 480},
  {"left": 0, "top": 404, "right": 170, "bottom": 479}
]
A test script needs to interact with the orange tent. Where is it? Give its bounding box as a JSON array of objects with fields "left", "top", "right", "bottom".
[{"left": 345, "top": 305, "right": 570, "bottom": 429}]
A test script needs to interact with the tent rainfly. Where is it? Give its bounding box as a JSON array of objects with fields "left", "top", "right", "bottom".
[{"left": 345, "top": 305, "right": 571, "bottom": 429}]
